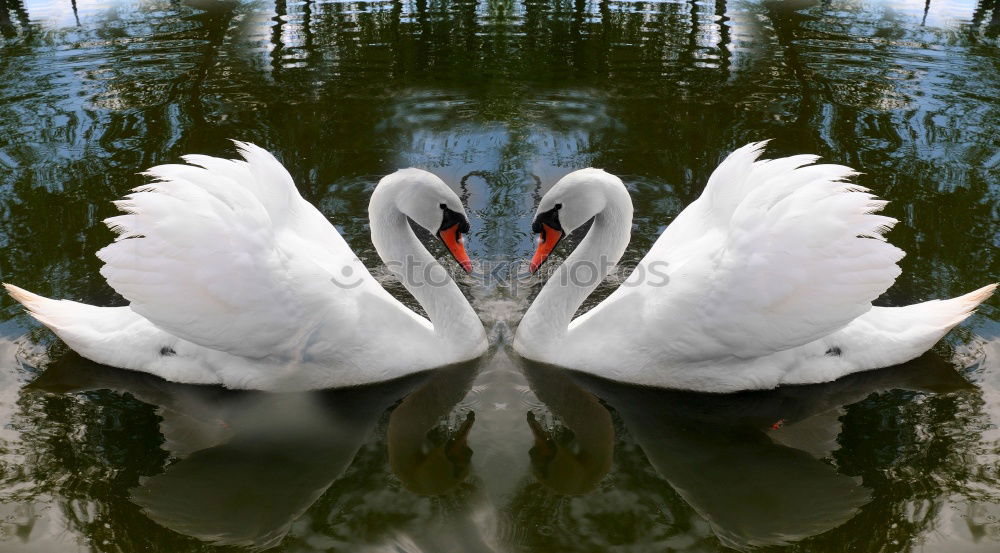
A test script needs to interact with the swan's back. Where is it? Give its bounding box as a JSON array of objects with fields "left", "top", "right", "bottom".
[
  {"left": 574, "top": 143, "right": 901, "bottom": 362},
  {"left": 96, "top": 142, "right": 383, "bottom": 360}
]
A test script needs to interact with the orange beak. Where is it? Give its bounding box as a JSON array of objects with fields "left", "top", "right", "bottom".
[
  {"left": 439, "top": 224, "right": 472, "bottom": 273},
  {"left": 530, "top": 223, "right": 563, "bottom": 274}
]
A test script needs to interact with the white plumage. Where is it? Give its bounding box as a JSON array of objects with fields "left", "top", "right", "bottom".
[
  {"left": 515, "top": 142, "right": 995, "bottom": 391},
  {"left": 5, "top": 142, "right": 486, "bottom": 390}
]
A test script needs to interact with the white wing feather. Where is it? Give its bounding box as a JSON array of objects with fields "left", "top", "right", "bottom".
[
  {"left": 633, "top": 142, "right": 904, "bottom": 360},
  {"left": 96, "top": 143, "right": 373, "bottom": 359}
]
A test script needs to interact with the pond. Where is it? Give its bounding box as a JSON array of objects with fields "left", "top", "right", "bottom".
[{"left": 0, "top": 0, "right": 998, "bottom": 551}]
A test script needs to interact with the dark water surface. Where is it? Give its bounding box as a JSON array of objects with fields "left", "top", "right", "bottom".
[{"left": 1, "top": 0, "right": 999, "bottom": 551}]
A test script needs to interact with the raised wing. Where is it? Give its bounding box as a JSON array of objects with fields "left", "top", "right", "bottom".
[
  {"left": 633, "top": 142, "right": 904, "bottom": 360},
  {"left": 96, "top": 142, "right": 377, "bottom": 359}
]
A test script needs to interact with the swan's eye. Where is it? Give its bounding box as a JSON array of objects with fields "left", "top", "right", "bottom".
[
  {"left": 440, "top": 203, "right": 447, "bottom": 210},
  {"left": 554, "top": 203, "right": 562, "bottom": 210}
]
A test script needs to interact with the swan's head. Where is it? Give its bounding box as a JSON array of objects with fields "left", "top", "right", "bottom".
[
  {"left": 377, "top": 168, "right": 473, "bottom": 273},
  {"left": 529, "top": 168, "right": 623, "bottom": 273}
]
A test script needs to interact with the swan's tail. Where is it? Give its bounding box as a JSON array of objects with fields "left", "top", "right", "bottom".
[
  {"left": 896, "top": 283, "right": 997, "bottom": 333},
  {"left": 3, "top": 283, "right": 214, "bottom": 383},
  {"left": 781, "top": 284, "right": 996, "bottom": 386},
  {"left": 868, "top": 282, "right": 991, "bottom": 358},
  {"left": 4, "top": 283, "right": 151, "bottom": 364},
  {"left": 5, "top": 283, "right": 95, "bottom": 334},
  {"left": 854, "top": 283, "right": 997, "bottom": 365}
]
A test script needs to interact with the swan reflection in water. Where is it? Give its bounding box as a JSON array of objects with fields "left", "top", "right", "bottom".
[
  {"left": 519, "top": 353, "right": 972, "bottom": 550},
  {"left": 388, "top": 363, "right": 478, "bottom": 495},
  {"left": 28, "top": 356, "right": 482, "bottom": 550},
  {"left": 520, "top": 359, "right": 614, "bottom": 496},
  {"left": 24, "top": 349, "right": 974, "bottom": 551}
]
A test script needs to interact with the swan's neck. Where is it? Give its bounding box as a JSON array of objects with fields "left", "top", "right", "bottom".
[
  {"left": 520, "top": 189, "right": 632, "bottom": 342},
  {"left": 369, "top": 207, "right": 482, "bottom": 346}
]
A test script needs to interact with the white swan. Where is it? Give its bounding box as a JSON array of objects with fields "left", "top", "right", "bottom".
[
  {"left": 514, "top": 142, "right": 995, "bottom": 392},
  {"left": 4, "top": 142, "right": 487, "bottom": 390}
]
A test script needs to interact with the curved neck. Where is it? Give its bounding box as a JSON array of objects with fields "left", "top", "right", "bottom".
[
  {"left": 520, "top": 184, "right": 633, "bottom": 342},
  {"left": 369, "top": 195, "right": 482, "bottom": 345}
]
